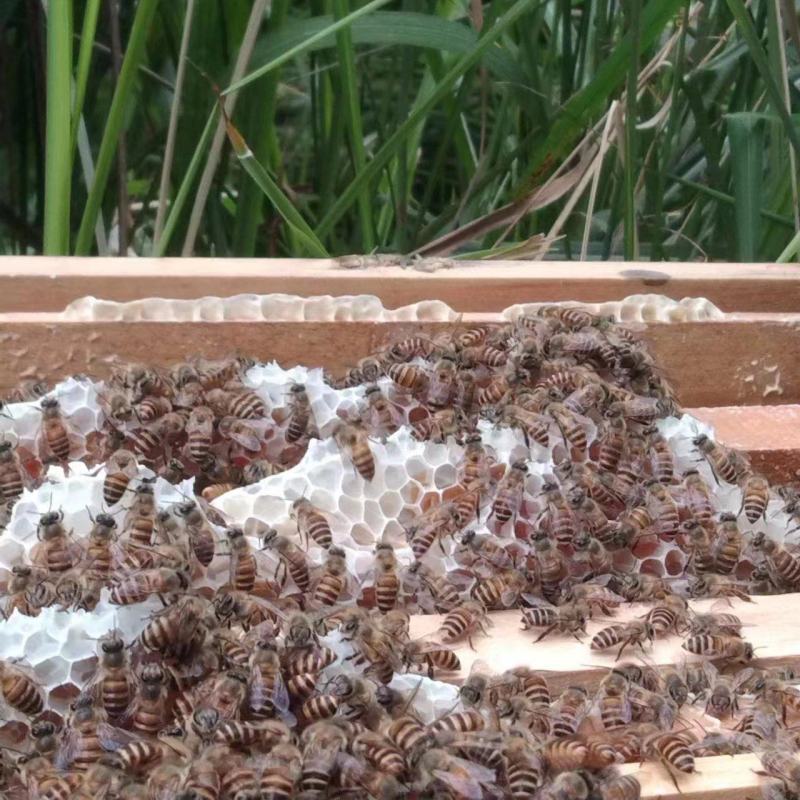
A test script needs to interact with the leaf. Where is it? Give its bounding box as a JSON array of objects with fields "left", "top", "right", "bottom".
[
  {"left": 247, "top": 12, "right": 526, "bottom": 85},
  {"left": 726, "top": 112, "right": 765, "bottom": 262},
  {"left": 223, "top": 0, "right": 393, "bottom": 95},
  {"left": 74, "top": 0, "right": 160, "bottom": 255},
  {"left": 223, "top": 115, "right": 329, "bottom": 258},
  {"left": 43, "top": 0, "right": 72, "bottom": 255}
]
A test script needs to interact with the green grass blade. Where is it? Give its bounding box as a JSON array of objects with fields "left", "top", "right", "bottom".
[
  {"left": 223, "top": 0, "right": 392, "bottom": 96},
  {"left": 727, "top": 112, "right": 765, "bottom": 261},
  {"left": 249, "top": 11, "right": 527, "bottom": 86},
  {"left": 622, "top": 0, "right": 641, "bottom": 261},
  {"left": 74, "top": 0, "right": 160, "bottom": 255},
  {"left": 153, "top": 0, "right": 197, "bottom": 252},
  {"left": 154, "top": 107, "right": 216, "bottom": 257},
  {"left": 668, "top": 171, "right": 793, "bottom": 227},
  {"left": 725, "top": 0, "right": 800, "bottom": 162},
  {"left": 232, "top": 0, "right": 291, "bottom": 256},
  {"left": 333, "top": 0, "right": 374, "bottom": 252},
  {"left": 69, "top": 0, "right": 100, "bottom": 158},
  {"left": 224, "top": 118, "right": 329, "bottom": 257},
  {"left": 43, "top": 0, "right": 73, "bottom": 255},
  {"left": 316, "top": 0, "right": 540, "bottom": 240}
]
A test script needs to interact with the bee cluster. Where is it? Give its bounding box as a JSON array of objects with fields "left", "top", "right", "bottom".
[{"left": 0, "top": 306, "right": 797, "bottom": 799}]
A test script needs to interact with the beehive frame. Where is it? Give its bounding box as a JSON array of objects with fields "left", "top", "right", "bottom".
[{"left": 0, "top": 256, "right": 799, "bottom": 799}]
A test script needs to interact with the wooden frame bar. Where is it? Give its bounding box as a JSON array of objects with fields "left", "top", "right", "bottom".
[{"left": 0, "top": 257, "right": 798, "bottom": 312}]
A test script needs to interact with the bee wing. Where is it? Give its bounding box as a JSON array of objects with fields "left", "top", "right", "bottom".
[
  {"left": 97, "top": 721, "right": 137, "bottom": 750},
  {"left": 433, "top": 756, "right": 495, "bottom": 798},
  {"left": 55, "top": 728, "right": 81, "bottom": 770}
]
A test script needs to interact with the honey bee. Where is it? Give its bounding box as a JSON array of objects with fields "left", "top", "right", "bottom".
[
  {"left": 521, "top": 600, "right": 588, "bottom": 642},
  {"left": 245, "top": 639, "right": 291, "bottom": 720},
  {"left": 385, "top": 362, "right": 429, "bottom": 396},
  {"left": 186, "top": 406, "right": 215, "bottom": 466},
  {"left": 591, "top": 620, "right": 655, "bottom": 660},
  {"left": 641, "top": 728, "right": 696, "bottom": 787},
  {"left": 3, "top": 565, "right": 44, "bottom": 617},
  {"left": 714, "top": 512, "right": 744, "bottom": 574},
  {"left": 360, "top": 384, "right": 402, "bottom": 439},
  {"left": 759, "top": 746, "right": 800, "bottom": 791},
  {"left": 174, "top": 500, "right": 217, "bottom": 567},
  {"left": 333, "top": 420, "right": 375, "bottom": 481},
  {"left": 0, "top": 658, "right": 44, "bottom": 716},
  {"left": 645, "top": 425, "right": 674, "bottom": 484},
  {"left": 490, "top": 460, "right": 528, "bottom": 527},
  {"left": 341, "top": 615, "right": 400, "bottom": 684},
  {"left": 438, "top": 599, "right": 490, "bottom": 647},
  {"left": 406, "top": 501, "right": 461, "bottom": 559},
  {"left": 539, "top": 481, "right": 577, "bottom": 546},
  {"left": 127, "top": 663, "right": 170, "bottom": 735},
  {"left": 261, "top": 528, "right": 311, "bottom": 592},
  {"left": 0, "top": 439, "right": 25, "bottom": 503},
  {"left": 122, "top": 479, "right": 157, "bottom": 549},
  {"left": 739, "top": 471, "right": 770, "bottom": 523},
  {"left": 693, "top": 433, "right": 749, "bottom": 485},
  {"left": 572, "top": 530, "right": 613, "bottom": 577},
  {"left": 689, "top": 572, "right": 753, "bottom": 602},
  {"left": 699, "top": 661, "right": 752, "bottom": 719},
  {"left": 750, "top": 531, "right": 800, "bottom": 589},
  {"left": 402, "top": 639, "right": 461, "bottom": 677},
  {"left": 411, "top": 407, "right": 468, "bottom": 443},
  {"left": 139, "top": 593, "right": 208, "bottom": 659},
  {"left": 455, "top": 530, "right": 515, "bottom": 572},
  {"left": 83, "top": 631, "right": 135, "bottom": 719},
  {"left": 31, "top": 509, "right": 83, "bottom": 575},
  {"left": 291, "top": 497, "right": 333, "bottom": 549},
  {"left": 108, "top": 565, "right": 190, "bottom": 605},
  {"left": 680, "top": 519, "right": 714, "bottom": 576},
  {"left": 597, "top": 411, "right": 627, "bottom": 472},
  {"left": 689, "top": 611, "right": 743, "bottom": 637},
  {"left": 615, "top": 572, "right": 670, "bottom": 602},
  {"left": 414, "top": 747, "right": 495, "bottom": 800},
  {"left": 371, "top": 542, "right": 400, "bottom": 612},
  {"left": 312, "top": 545, "right": 351, "bottom": 607},
  {"left": 549, "top": 686, "right": 590, "bottom": 738},
  {"left": 224, "top": 525, "right": 258, "bottom": 592},
  {"left": 547, "top": 402, "right": 589, "bottom": 453},
  {"left": 682, "top": 633, "right": 755, "bottom": 663},
  {"left": 497, "top": 404, "right": 551, "bottom": 448},
  {"left": 82, "top": 511, "right": 121, "bottom": 579},
  {"left": 57, "top": 693, "right": 131, "bottom": 770},
  {"left": 401, "top": 560, "right": 460, "bottom": 613},
  {"left": 644, "top": 593, "right": 690, "bottom": 636},
  {"left": 38, "top": 396, "right": 73, "bottom": 462},
  {"left": 425, "top": 353, "right": 458, "bottom": 408},
  {"left": 530, "top": 531, "right": 567, "bottom": 602},
  {"left": 644, "top": 480, "right": 680, "bottom": 539},
  {"left": 679, "top": 468, "right": 715, "bottom": 525},
  {"left": 297, "top": 720, "right": 349, "bottom": 796}
]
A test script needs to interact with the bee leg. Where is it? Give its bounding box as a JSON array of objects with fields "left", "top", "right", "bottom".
[
  {"left": 533, "top": 624, "right": 557, "bottom": 643},
  {"left": 615, "top": 639, "right": 632, "bottom": 661},
  {"left": 467, "top": 636, "right": 476, "bottom": 651},
  {"left": 157, "top": 593, "right": 167, "bottom": 607}
]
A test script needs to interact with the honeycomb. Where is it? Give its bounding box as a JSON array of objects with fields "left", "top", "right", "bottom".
[{"left": 0, "top": 362, "right": 792, "bottom": 711}]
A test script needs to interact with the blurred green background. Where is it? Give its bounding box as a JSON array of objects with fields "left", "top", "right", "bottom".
[{"left": 3, "top": 0, "right": 800, "bottom": 262}]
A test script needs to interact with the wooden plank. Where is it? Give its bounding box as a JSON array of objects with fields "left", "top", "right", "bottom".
[
  {"left": 0, "top": 314, "right": 799, "bottom": 407},
  {"left": 623, "top": 754, "right": 767, "bottom": 800},
  {"left": 407, "top": 594, "right": 800, "bottom": 694},
  {"left": 1, "top": 257, "right": 800, "bottom": 312}
]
